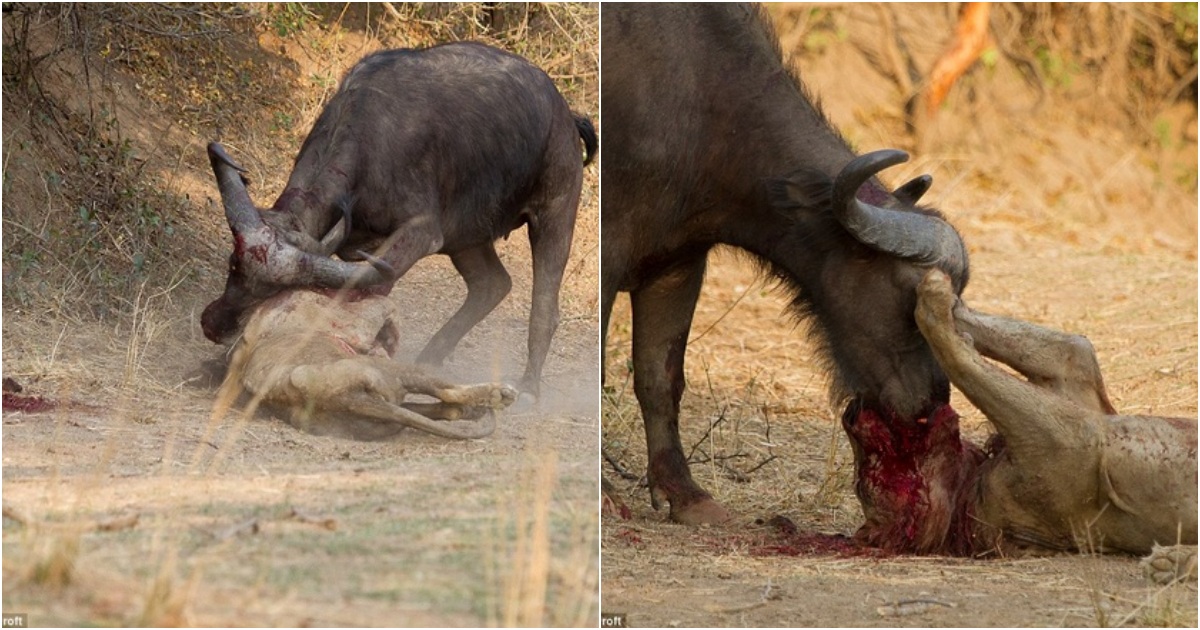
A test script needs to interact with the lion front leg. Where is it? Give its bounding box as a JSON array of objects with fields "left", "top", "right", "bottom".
[
  {"left": 365, "top": 357, "right": 518, "bottom": 411},
  {"left": 915, "top": 271, "right": 1099, "bottom": 453},
  {"left": 432, "top": 383, "right": 519, "bottom": 410},
  {"left": 400, "top": 383, "right": 518, "bottom": 422}
]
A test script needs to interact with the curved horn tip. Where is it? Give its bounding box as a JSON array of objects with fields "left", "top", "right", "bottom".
[
  {"left": 854, "top": 148, "right": 910, "bottom": 170},
  {"left": 833, "top": 148, "right": 912, "bottom": 212},
  {"left": 355, "top": 250, "right": 395, "bottom": 279},
  {"left": 207, "top": 142, "right": 247, "bottom": 173},
  {"left": 895, "top": 174, "right": 934, "bottom": 205},
  {"left": 833, "top": 149, "right": 963, "bottom": 265}
]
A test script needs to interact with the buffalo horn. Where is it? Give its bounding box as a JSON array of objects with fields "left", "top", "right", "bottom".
[
  {"left": 832, "top": 149, "right": 964, "bottom": 267},
  {"left": 207, "top": 142, "right": 264, "bottom": 234},
  {"left": 208, "top": 142, "right": 389, "bottom": 289},
  {"left": 317, "top": 217, "right": 348, "bottom": 256},
  {"left": 315, "top": 195, "right": 356, "bottom": 255},
  {"left": 303, "top": 250, "right": 393, "bottom": 288},
  {"left": 894, "top": 174, "right": 933, "bottom": 205}
]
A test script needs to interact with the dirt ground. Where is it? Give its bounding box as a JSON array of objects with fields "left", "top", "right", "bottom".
[
  {"left": 601, "top": 5, "right": 1197, "bottom": 628},
  {"left": 2, "top": 4, "right": 598, "bottom": 626}
]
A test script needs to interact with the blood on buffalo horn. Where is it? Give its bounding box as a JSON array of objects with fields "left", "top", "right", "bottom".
[
  {"left": 831, "top": 149, "right": 966, "bottom": 270},
  {"left": 206, "top": 142, "right": 391, "bottom": 289}
]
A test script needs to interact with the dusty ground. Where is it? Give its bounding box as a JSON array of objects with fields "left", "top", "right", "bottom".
[
  {"left": 602, "top": 5, "right": 1197, "bottom": 628},
  {"left": 3, "top": 4, "right": 598, "bottom": 626}
]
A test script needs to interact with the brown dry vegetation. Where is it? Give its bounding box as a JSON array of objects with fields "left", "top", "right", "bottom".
[
  {"left": 602, "top": 3, "right": 1197, "bottom": 627},
  {"left": 3, "top": 3, "right": 598, "bottom": 626}
]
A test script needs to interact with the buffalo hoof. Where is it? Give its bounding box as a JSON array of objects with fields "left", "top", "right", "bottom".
[
  {"left": 670, "top": 497, "right": 734, "bottom": 526},
  {"left": 509, "top": 390, "right": 538, "bottom": 413}
]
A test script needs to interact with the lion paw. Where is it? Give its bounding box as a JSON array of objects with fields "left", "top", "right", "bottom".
[
  {"left": 915, "top": 270, "right": 958, "bottom": 335},
  {"left": 917, "top": 270, "right": 956, "bottom": 316},
  {"left": 489, "top": 384, "right": 519, "bottom": 410},
  {"left": 1141, "top": 544, "right": 1198, "bottom": 585},
  {"left": 446, "top": 383, "right": 518, "bottom": 410}
]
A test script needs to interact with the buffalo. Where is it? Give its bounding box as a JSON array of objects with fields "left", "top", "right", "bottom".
[
  {"left": 203, "top": 42, "right": 597, "bottom": 398},
  {"left": 602, "top": 4, "right": 967, "bottom": 524}
]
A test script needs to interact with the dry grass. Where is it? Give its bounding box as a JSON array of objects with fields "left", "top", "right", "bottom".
[{"left": 490, "top": 450, "right": 598, "bottom": 627}]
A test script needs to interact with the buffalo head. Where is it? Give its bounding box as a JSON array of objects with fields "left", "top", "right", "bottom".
[
  {"left": 200, "top": 143, "right": 392, "bottom": 343},
  {"left": 773, "top": 149, "right": 969, "bottom": 424}
]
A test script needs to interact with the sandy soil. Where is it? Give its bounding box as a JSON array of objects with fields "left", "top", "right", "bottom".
[
  {"left": 601, "top": 5, "right": 1197, "bottom": 628},
  {"left": 3, "top": 261, "right": 600, "bottom": 626}
]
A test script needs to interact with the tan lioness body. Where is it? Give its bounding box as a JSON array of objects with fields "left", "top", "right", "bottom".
[
  {"left": 915, "top": 270, "right": 1195, "bottom": 581},
  {"left": 221, "top": 289, "right": 516, "bottom": 440}
]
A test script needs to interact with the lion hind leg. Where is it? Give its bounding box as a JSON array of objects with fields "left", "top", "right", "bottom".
[
  {"left": 291, "top": 360, "right": 396, "bottom": 404},
  {"left": 1141, "top": 544, "right": 1198, "bottom": 584},
  {"left": 335, "top": 392, "right": 496, "bottom": 440},
  {"left": 431, "top": 383, "right": 519, "bottom": 410}
]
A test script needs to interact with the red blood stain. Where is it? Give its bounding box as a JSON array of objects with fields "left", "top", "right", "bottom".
[
  {"left": 844, "top": 402, "right": 984, "bottom": 554},
  {"left": 616, "top": 529, "right": 644, "bottom": 545},
  {"left": 702, "top": 526, "right": 887, "bottom": 559},
  {"left": 245, "top": 242, "right": 270, "bottom": 265},
  {"left": 648, "top": 448, "right": 712, "bottom": 510},
  {"left": 3, "top": 393, "right": 56, "bottom": 413}
]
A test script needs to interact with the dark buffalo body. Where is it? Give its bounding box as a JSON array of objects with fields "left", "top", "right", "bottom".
[
  {"left": 601, "top": 4, "right": 968, "bottom": 523},
  {"left": 203, "top": 42, "right": 596, "bottom": 396}
]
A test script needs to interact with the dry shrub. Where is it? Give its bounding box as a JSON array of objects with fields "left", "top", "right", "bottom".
[
  {"left": 3, "top": 5, "right": 245, "bottom": 340},
  {"left": 989, "top": 2, "right": 1197, "bottom": 125}
]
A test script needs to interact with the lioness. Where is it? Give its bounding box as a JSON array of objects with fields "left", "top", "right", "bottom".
[
  {"left": 845, "top": 270, "right": 1196, "bottom": 583},
  {"left": 220, "top": 289, "right": 517, "bottom": 440}
]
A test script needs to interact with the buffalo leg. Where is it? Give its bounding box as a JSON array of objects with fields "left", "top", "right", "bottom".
[
  {"left": 632, "top": 256, "right": 733, "bottom": 525},
  {"left": 417, "top": 244, "right": 512, "bottom": 367},
  {"left": 371, "top": 214, "right": 447, "bottom": 288},
  {"left": 915, "top": 271, "right": 1096, "bottom": 454},
  {"left": 952, "top": 300, "right": 1117, "bottom": 414},
  {"left": 522, "top": 193, "right": 578, "bottom": 399}
]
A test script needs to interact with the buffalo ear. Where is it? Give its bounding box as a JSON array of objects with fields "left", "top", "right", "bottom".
[
  {"left": 766, "top": 168, "right": 832, "bottom": 211},
  {"left": 894, "top": 174, "right": 933, "bottom": 205}
]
